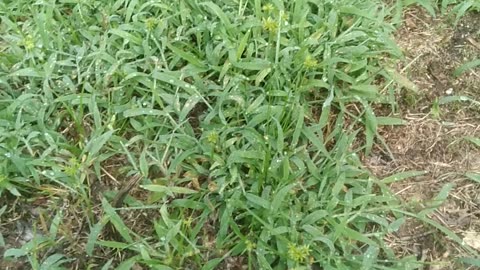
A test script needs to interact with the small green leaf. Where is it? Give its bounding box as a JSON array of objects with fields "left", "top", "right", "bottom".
[
  {"left": 350, "top": 84, "right": 378, "bottom": 99},
  {"left": 167, "top": 43, "right": 205, "bottom": 68},
  {"left": 459, "top": 257, "right": 480, "bottom": 267},
  {"left": 361, "top": 245, "right": 379, "bottom": 269},
  {"left": 40, "top": 254, "right": 66, "bottom": 270},
  {"left": 124, "top": 108, "right": 166, "bottom": 117},
  {"left": 255, "top": 68, "right": 271, "bottom": 86},
  {"left": 245, "top": 193, "right": 270, "bottom": 209},
  {"left": 454, "top": 59, "right": 480, "bottom": 77},
  {"left": 201, "top": 258, "right": 223, "bottom": 270},
  {"left": 109, "top": 29, "right": 142, "bottom": 45},
  {"left": 236, "top": 30, "right": 251, "bottom": 60},
  {"left": 125, "top": 0, "right": 138, "bottom": 23},
  {"left": 84, "top": 130, "right": 115, "bottom": 158},
  {"left": 465, "top": 172, "right": 480, "bottom": 183},
  {"left": 116, "top": 256, "right": 138, "bottom": 270},
  {"left": 364, "top": 105, "right": 377, "bottom": 155},
  {"left": 381, "top": 171, "right": 427, "bottom": 184},
  {"left": 200, "top": 2, "right": 233, "bottom": 30},
  {"left": 86, "top": 216, "right": 109, "bottom": 256},
  {"left": 439, "top": 95, "right": 480, "bottom": 106},
  {"left": 142, "top": 185, "right": 198, "bottom": 195},
  {"left": 301, "top": 210, "right": 328, "bottom": 225},
  {"left": 101, "top": 198, "right": 133, "bottom": 243},
  {"left": 377, "top": 117, "right": 406, "bottom": 126},
  {"left": 4, "top": 248, "right": 27, "bottom": 258},
  {"left": 180, "top": 95, "right": 202, "bottom": 121},
  {"left": 465, "top": 137, "right": 480, "bottom": 147},
  {"left": 100, "top": 259, "right": 114, "bottom": 270},
  {"left": 271, "top": 184, "right": 294, "bottom": 211},
  {"left": 9, "top": 67, "right": 43, "bottom": 77}
]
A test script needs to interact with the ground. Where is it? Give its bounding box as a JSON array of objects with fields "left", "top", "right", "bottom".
[
  {"left": 365, "top": 7, "right": 480, "bottom": 270},
  {"left": 1, "top": 2, "right": 479, "bottom": 270}
]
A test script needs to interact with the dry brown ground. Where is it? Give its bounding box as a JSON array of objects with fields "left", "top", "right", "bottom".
[{"left": 366, "top": 7, "right": 480, "bottom": 270}]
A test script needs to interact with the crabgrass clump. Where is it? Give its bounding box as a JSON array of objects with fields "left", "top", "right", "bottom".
[{"left": 1, "top": 0, "right": 477, "bottom": 269}]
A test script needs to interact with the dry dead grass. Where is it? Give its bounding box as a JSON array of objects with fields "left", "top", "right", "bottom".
[{"left": 366, "top": 7, "right": 480, "bottom": 270}]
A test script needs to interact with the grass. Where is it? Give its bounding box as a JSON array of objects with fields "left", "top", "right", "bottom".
[{"left": 0, "top": 0, "right": 478, "bottom": 269}]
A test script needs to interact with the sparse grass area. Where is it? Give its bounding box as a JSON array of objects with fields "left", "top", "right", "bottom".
[{"left": 0, "top": 0, "right": 479, "bottom": 269}]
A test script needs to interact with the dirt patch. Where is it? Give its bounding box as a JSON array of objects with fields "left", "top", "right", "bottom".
[
  {"left": 395, "top": 8, "right": 480, "bottom": 119},
  {"left": 366, "top": 7, "right": 480, "bottom": 269}
]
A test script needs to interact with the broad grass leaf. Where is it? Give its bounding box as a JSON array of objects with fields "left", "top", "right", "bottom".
[
  {"left": 218, "top": 205, "right": 233, "bottom": 244},
  {"left": 201, "top": 258, "right": 223, "bottom": 270},
  {"left": 109, "top": 29, "right": 142, "bottom": 45},
  {"left": 236, "top": 30, "right": 251, "bottom": 60},
  {"left": 419, "top": 183, "right": 454, "bottom": 216},
  {"left": 100, "top": 259, "right": 114, "bottom": 270},
  {"left": 84, "top": 130, "right": 115, "bottom": 158},
  {"left": 101, "top": 198, "right": 133, "bottom": 243},
  {"left": 364, "top": 105, "right": 377, "bottom": 155},
  {"left": 388, "top": 217, "right": 406, "bottom": 233},
  {"left": 255, "top": 68, "right": 271, "bottom": 86},
  {"left": 245, "top": 193, "right": 270, "bottom": 209},
  {"left": 271, "top": 184, "right": 294, "bottom": 211},
  {"left": 291, "top": 106, "right": 304, "bottom": 147},
  {"left": 377, "top": 117, "right": 406, "bottom": 126},
  {"left": 339, "top": 6, "right": 375, "bottom": 19},
  {"left": 459, "top": 257, "right": 480, "bottom": 267},
  {"left": 180, "top": 95, "right": 202, "bottom": 121},
  {"left": 465, "top": 137, "right": 480, "bottom": 147},
  {"left": 97, "top": 240, "right": 130, "bottom": 249},
  {"left": 125, "top": 0, "right": 138, "bottom": 23},
  {"left": 142, "top": 185, "right": 197, "bottom": 196},
  {"left": 454, "top": 59, "right": 480, "bottom": 77},
  {"left": 439, "top": 95, "right": 480, "bottom": 106},
  {"left": 9, "top": 67, "right": 43, "bottom": 77},
  {"left": 272, "top": 118, "right": 284, "bottom": 153},
  {"left": 232, "top": 59, "right": 271, "bottom": 70},
  {"left": 39, "top": 254, "right": 66, "bottom": 270},
  {"left": 381, "top": 170, "right": 427, "bottom": 184},
  {"left": 404, "top": 0, "right": 436, "bottom": 17},
  {"left": 167, "top": 43, "right": 206, "bottom": 68},
  {"left": 227, "top": 150, "right": 264, "bottom": 164},
  {"left": 200, "top": 2, "right": 233, "bottom": 30},
  {"left": 86, "top": 216, "right": 108, "bottom": 256},
  {"left": 123, "top": 108, "right": 166, "bottom": 117},
  {"left": 395, "top": 209, "right": 477, "bottom": 254},
  {"left": 341, "top": 225, "right": 377, "bottom": 246},
  {"left": 116, "top": 257, "right": 138, "bottom": 270},
  {"left": 246, "top": 95, "right": 265, "bottom": 114},
  {"left": 350, "top": 84, "right": 378, "bottom": 99},
  {"left": 362, "top": 245, "right": 379, "bottom": 269},
  {"left": 465, "top": 172, "right": 480, "bottom": 183},
  {"left": 301, "top": 210, "right": 328, "bottom": 225},
  {"left": 453, "top": 0, "right": 475, "bottom": 25},
  {"left": 302, "top": 127, "right": 330, "bottom": 159}
]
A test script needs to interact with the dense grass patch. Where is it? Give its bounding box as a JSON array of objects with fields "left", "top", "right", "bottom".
[{"left": 0, "top": 0, "right": 477, "bottom": 269}]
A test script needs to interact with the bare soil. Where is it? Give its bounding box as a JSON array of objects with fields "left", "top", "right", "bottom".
[{"left": 366, "top": 7, "right": 480, "bottom": 270}]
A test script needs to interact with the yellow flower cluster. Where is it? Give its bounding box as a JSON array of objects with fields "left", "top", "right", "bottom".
[
  {"left": 303, "top": 55, "right": 318, "bottom": 69},
  {"left": 287, "top": 243, "right": 310, "bottom": 263}
]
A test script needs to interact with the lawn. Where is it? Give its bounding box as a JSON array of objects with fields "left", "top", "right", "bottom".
[{"left": 0, "top": 0, "right": 479, "bottom": 269}]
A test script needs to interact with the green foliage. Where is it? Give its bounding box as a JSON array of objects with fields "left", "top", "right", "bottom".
[{"left": 1, "top": 0, "right": 477, "bottom": 269}]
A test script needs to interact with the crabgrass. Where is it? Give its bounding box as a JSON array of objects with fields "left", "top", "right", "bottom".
[{"left": 0, "top": 0, "right": 478, "bottom": 269}]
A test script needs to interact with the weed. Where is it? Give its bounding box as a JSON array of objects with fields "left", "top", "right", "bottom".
[{"left": 0, "top": 0, "right": 477, "bottom": 269}]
